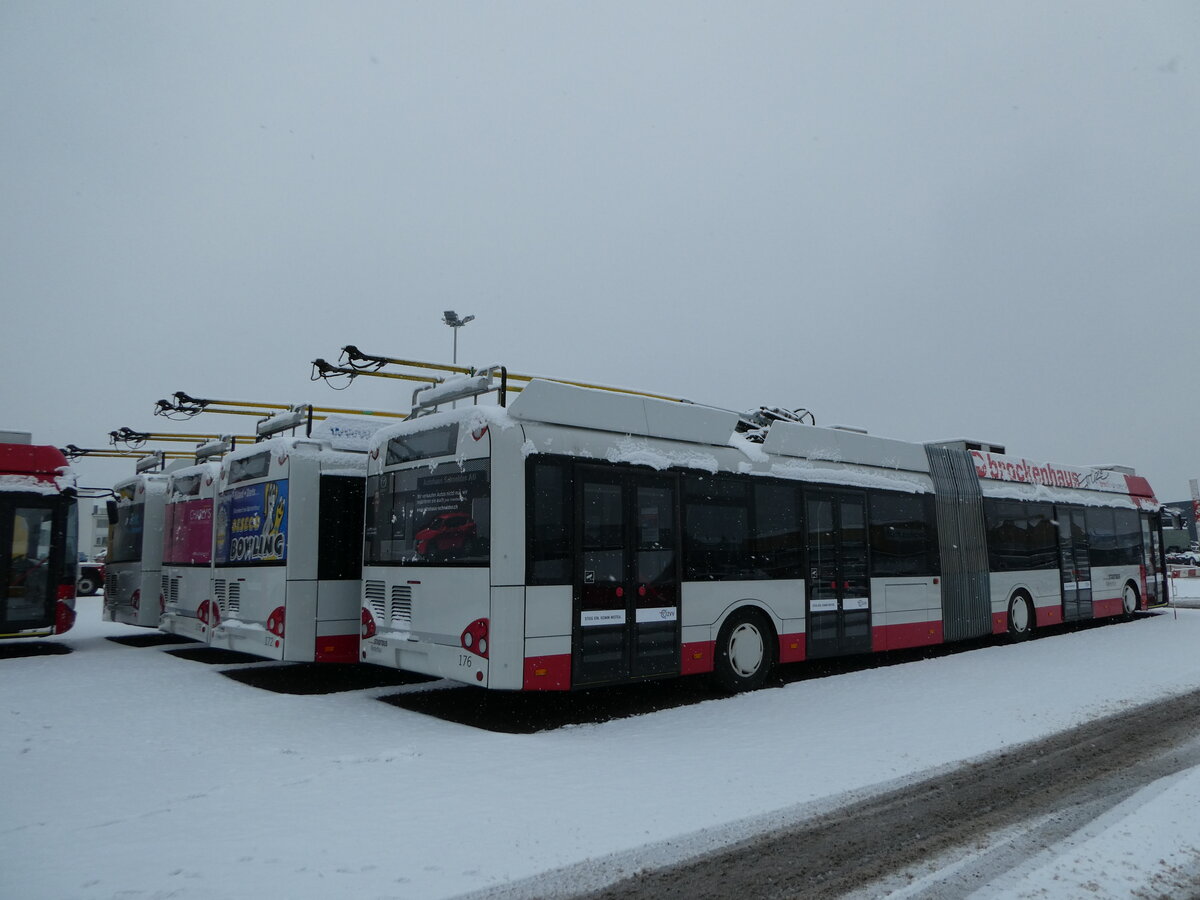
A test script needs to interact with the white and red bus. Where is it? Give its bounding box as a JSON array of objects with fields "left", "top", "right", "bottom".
[
  {"left": 1, "top": 433, "right": 78, "bottom": 639},
  {"left": 207, "top": 415, "right": 371, "bottom": 663},
  {"left": 104, "top": 461, "right": 169, "bottom": 628},
  {"left": 158, "top": 452, "right": 222, "bottom": 643},
  {"left": 359, "top": 376, "right": 1168, "bottom": 691}
]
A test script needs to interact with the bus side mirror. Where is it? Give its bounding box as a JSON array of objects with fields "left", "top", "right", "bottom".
[{"left": 106, "top": 500, "right": 119, "bottom": 526}]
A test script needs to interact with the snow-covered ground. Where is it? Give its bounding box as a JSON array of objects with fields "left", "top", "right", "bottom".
[{"left": 4, "top": 584, "right": 1200, "bottom": 900}]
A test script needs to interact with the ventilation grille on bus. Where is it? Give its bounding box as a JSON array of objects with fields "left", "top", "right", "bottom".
[
  {"left": 161, "top": 575, "right": 169, "bottom": 601},
  {"left": 226, "top": 582, "right": 240, "bottom": 616},
  {"left": 105, "top": 571, "right": 118, "bottom": 595},
  {"left": 365, "top": 580, "right": 386, "bottom": 620},
  {"left": 213, "top": 579, "right": 227, "bottom": 616},
  {"left": 390, "top": 585, "right": 413, "bottom": 626},
  {"left": 168, "top": 577, "right": 180, "bottom": 608}
]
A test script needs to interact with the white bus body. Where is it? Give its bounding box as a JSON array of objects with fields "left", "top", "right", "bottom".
[
  {"left": 158, "top": 461, "right": 220, "bottom": 643},
  {"left": 208, "top": 436, "right": 366, "bottom": 663},
  {"left": 104, "top": 473, "right": 168, "bottom": 628},
  {"left": 360, "top": 380, "right": 1165, "bottom": 691}
]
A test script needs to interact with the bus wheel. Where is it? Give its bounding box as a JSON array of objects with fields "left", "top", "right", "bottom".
[
  {"left": 1122, "top": 581, "right": 1140, "bottom": 617},
  {"left": 77, "top": 575, "right": 98, "bottom": 596},
  {"left": 1007, "top": 592, "right": 1034, "bottom": 640},
  {"left": 714, "top": 608, "right": 775, "bottom": 692}
]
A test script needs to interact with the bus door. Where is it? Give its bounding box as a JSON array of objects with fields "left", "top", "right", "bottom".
[
  {"left": 805, "top": 491, "right": 872, "bottom": 658},
  {"left": 1140, "top": 512, "right": 1163, "bottom": 606},
  {"left": 573, "top": 469, "right": 680, "bottom": 687},
  {"left": 1058, "top": 507, "right": 1092, "bottom": 621},
  {"left": 2, "top": 500, "right": 58, "bottom": 632}
]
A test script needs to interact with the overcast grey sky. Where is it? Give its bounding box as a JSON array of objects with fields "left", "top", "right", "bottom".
[{"left": 3, "top": 2, "right": 1198, "bottom": 498}]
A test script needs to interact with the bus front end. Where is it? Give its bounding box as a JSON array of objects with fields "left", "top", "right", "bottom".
[
  {"left": 361, "top": 410, "right": 510, "bottom": 687},
  {"left": 1, "top": 440, "right": 78, "bottom": 638}
]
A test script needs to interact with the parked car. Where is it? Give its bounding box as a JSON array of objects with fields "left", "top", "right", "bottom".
[{"left": 77, "top": 561, "right": 106, "bottom": 596}]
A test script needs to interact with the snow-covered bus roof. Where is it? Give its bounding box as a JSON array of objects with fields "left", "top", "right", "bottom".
[{"left": 370, "top": 379, "right": 1159, "bottom": 508}]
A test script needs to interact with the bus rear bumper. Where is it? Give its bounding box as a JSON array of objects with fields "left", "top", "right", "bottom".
[
  {"left": 210, "top": 621, "right": 284, "bottom": 660},
  {"left": 159, "top": 611, "right": 208, "bottom": 643},
  {"left": 363, "top": 632, "right": 488, "bottom": 686}
]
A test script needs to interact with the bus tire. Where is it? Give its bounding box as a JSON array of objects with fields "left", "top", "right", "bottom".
[
  {"left": 1122, "top": 581, "right": 1139, "bottom": 617},
  {"left": 713, "top": 608, "right": 776, "bottom": 693},
  {"left": 77, "top": 575, "right": 98, "bottom": 596},
  {"left": 1007, "top": 591, "right": 1034, "bottom": 640}
]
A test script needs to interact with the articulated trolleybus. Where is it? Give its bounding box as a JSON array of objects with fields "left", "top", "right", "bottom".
[
  {"left": 208, "top": 412, "right": 372, "bottom": 663},
  {"left": 360, "top": 374, "right": 1168, "bottom": 692},
  {"left": 1, "top": 432, "right": 78, "bottom": 639}
]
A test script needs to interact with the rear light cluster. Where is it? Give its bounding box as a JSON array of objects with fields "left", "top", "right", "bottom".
[
  {"left": 460, "top": 618, "right": 489, "bottom": 659},
  {"left": 130, "top": 589, "right": 141, "bottom": 610},
  {"left": 361, "top": 607, "right": 376, "bottom": 640},
  {"left": 266, "top": 606, "right": 285, "bottom": 638}
]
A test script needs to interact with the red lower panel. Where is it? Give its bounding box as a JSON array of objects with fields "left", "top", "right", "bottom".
[
  {"left": 54, "top": 600, "right": 76, "bottom": 635},
  {"left": 314, "top": 633, "right": 358, "bottom": 663},
  {"left": 1093, "top": 597, "right": 1124, "bottom": 619},
  {"left": 778, "top": 633, "right": 806, "bottom": 664},
  {"left": 681, "top": 641, "right": 715, "bottom": 675},
  {"left": 1036, "top": 605, "right": 1062, "bottom": 628},
  {"left": 873, "top": 620, "right": 943, "bottom": 652},
  {"left": 991, "top": 611, "right": 1008, "bottom": 635},
  {"left": 523, "top": 654, "right": 571, "bottom": 691}
]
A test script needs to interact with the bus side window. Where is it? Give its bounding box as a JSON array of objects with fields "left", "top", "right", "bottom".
[
  {"left": 683, "top": 474, "right": 755, "bottom": 580},
  {"left": 528, "top": 461, "right": 571, "bottom": 585}
]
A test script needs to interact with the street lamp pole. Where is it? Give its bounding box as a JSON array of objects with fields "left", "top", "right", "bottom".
[
  {"left": 442, "top": 310, "right": 475, "bottom": 407},
  {"left": 442, "top": 310, "right": 475, "bottom": 365}
]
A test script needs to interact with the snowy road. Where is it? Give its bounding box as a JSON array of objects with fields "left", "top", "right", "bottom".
[
  {"left": 3, "top": 585, "right": 1200, "bottom": 900},
  {"left": 570, "top": 686, "right": 1200, "bottom": 899}
]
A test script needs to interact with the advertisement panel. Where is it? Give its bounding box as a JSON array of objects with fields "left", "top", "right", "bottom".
[
  {"left": 215, "top": 480, "right": 289, "bottom": 565},
  {"left": 970, "top": 451, "right": 1128, "bottom": 494},
  {"left": 164, "top": 498, "right": 213, "bottom": 565}
]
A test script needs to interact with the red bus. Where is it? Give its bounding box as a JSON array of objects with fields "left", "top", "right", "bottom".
[{"left": 1, "top": 433, "right": 78, "bottom": 638}]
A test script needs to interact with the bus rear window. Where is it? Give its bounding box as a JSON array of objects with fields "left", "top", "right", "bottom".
[
  {"left": 171, "top": 474, "right": 203, "bottom": 497},
  {"left": 386, "top": 425, "right": 458, "bottom": 465},
  {"left": 109, "top": 503, "right": 145, "bottom": 564},
  {"left": 366, "top": 458, "right": 489, "bottom": 566},
  {"left": 228, "top": 453, "right": 271, "bottom": 484}
]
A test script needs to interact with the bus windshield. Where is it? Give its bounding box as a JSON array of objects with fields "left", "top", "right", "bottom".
[
  {"left": 108, "top": 502, "right": 145, "bottom": 564},
  {"left": 4, "top": 501, "right": 57, "bottom": 625},
  {"left": 365, "top": 458, "right": 490, "bottom": 566}
]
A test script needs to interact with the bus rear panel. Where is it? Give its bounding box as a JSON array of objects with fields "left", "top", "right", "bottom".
[
  {"left": 159, "top": 462, "right": 220, "bottom": 643},
  {"left": 209, "top": 439, "right": 365, "bottom": 663}
]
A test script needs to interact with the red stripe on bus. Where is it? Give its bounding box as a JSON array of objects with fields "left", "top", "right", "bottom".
[
  {"left": 777, "top": 634, "right": 806, "bottom": 664},
  {"left": 991, "top": 611, "right": 1008, "bottom": 635},
  {"left": 313, "top": 634, "right": 358, "bottom": 663},
  {"left": 873, "top": 620, "right": 944, "bottom": 651},
  {"left": 681, "top": 641, "right": 716, "bottom": 675},
  {"left": 1092, "top": 597, "right": 1124, "bottom": 619},
  {"left": 1036, "top": 605, "right": 1062, "bottom": 628},
  {"left": 1124, "top": 474, "right": 1156, "bottom": 500},
  {"left": 523, "top": 654, "right": 571, "bottom": 691}
]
